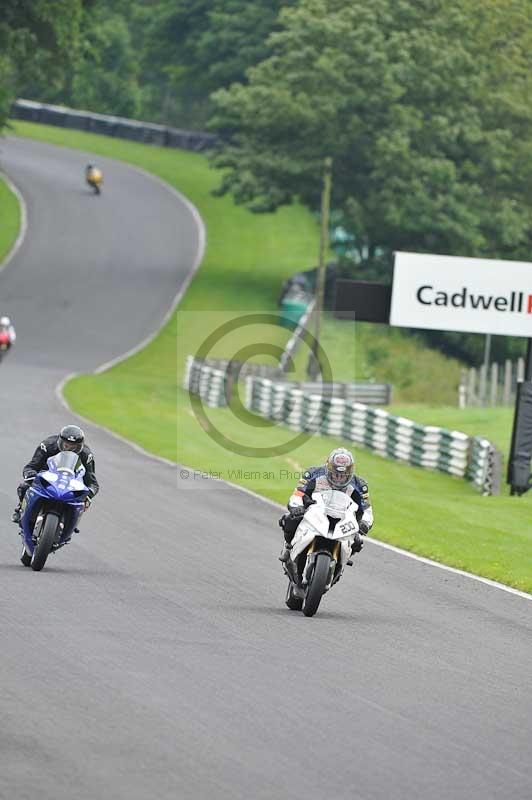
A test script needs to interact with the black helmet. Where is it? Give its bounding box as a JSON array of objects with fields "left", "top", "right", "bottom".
[
  {"left": 326, "top": 447, "right": 354, "bottom": 489},
  {"left": 58, "top": 425, "right": 85, "bottom": 453}
]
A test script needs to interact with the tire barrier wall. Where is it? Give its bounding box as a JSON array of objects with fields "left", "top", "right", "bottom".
[
  {"left": 245, "top": 376, "right": 502, "bottom": 495},
  {"left": 184, "top": 357, "right": 229, "bottom": 408},
  {"left": 184, "top": 357, "right": 392, "bottom": 407},
  {"left": 11, "top": 99, "right": 218, "bottom": 153}
]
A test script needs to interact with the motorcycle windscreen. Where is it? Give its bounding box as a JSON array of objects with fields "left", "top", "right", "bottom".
[
  {"left": 48, "top": 452, "right": 82, "bottom": 475},
  {"left": 318, "top": 489, "right": 354, "bottom": 518}
]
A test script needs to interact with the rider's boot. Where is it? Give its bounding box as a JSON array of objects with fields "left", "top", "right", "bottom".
[
  {"left": 347, "top": 533, "right": 364, "bottom": 566},
  {"left": 11, "top": 505, "right": 21, "bottom": 524},
  {"left": 279, "top": 542, "right": 292, "bottom": 563}
]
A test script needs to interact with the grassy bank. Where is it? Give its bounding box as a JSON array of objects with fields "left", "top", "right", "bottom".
[
  {"left": 0, "top": 174, "right": 21, "bottom": 264},
  {"left": 296, "top": 315, "right": 464, "bottom": 405},
  {"left": 13, "top": 120, "right": 532, "bottom": 593},
  {"left": 63, "top": 372, "right": 532, "bottom": 592}
]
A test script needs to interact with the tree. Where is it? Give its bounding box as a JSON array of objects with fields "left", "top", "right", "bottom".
[
  {"left": 69, "top": 6, "right": 141, "bottom": 117},
  {"left": 138, "top": 0, "right": 294, "bottom": 126},
  {"left": 210, "top": 0, "right": 532, "bottom": 268},
  {"left": 0, "top": 0, "right": 83, "bottom": 128}
]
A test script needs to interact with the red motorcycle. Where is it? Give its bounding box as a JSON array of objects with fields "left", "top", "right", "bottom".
[{"left": 0, "top": 331, "right": 11, "bottom": 362}]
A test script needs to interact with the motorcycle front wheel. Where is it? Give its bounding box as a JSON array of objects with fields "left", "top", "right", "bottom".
[
  {"left": 31, "top": 514, "right": 59, "bottom": 571},
  {"left": 302, "top": 553, "right": 330, "bottom": 617}
]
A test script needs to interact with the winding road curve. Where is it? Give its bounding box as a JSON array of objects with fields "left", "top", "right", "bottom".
[{"left": 0, "top": 136, "right": 531, "bottom": 800}]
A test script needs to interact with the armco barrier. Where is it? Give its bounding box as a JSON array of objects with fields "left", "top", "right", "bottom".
[
  {"left": 11, "top": 99, "right": 218, "bottom": 153},
  {"left": 184, "top": 356, "right": 391, "bottom": 407},
  {"left": 279, "top": 381, "right": 392, "bottom": 405},
  {"left": 244, "top": 376, "right": 502, "bottom": 495}
]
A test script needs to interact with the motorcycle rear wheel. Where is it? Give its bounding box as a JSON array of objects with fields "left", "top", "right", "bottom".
[
  {"left": 31, "top": 514, "right": 59, "bottom": 571},
  {"left": 303, "top": 553, "right": 330, "bottom": 617}
]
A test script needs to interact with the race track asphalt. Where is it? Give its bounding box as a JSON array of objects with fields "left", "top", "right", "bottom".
[{"left": 0, "top": 136, "right": 531, "bottom": 800}]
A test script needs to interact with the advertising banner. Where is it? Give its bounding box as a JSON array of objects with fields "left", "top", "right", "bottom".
[{"left": 390, "top": 251, "right": 532, "bottom": 336}]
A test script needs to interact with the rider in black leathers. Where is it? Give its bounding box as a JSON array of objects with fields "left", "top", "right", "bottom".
[{"left": 11, "top": 425, "right": 99, "bottom": 524}]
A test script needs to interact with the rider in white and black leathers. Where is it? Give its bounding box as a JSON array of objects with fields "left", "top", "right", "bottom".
[
  {"left": 11, "top": 425, "right": 99, "bottom": 524},
  {"left": 279, "top": 447, "right": 373, "bottom": 562}
]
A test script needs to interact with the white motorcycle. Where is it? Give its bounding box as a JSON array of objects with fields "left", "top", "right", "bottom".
[{"left": 282, "top": 489, "right": 360, "bottom": 617}]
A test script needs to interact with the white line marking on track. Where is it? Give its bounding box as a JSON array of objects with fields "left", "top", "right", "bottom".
[
  {"left": 55, "top": 374, "right": 177, "bottom": 469},
  {"left": 0, "top": 171, "right": 28, "bottom": 271},
  {"left": 51, "top": 154, "right": 531, "bottom": 604},
  {"left": 186, "top": 470, "right": 532, "bottom": 602},
  {"left": 55, "top": 162, "right": 207, "bottom": 465},
  {"left": 92, "top": 165, "right": 206, "bottom": 374}
]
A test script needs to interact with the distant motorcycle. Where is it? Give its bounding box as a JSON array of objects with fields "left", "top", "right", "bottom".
[
  {"left": 281, "top": 489, "right": 359, "bottom": 617},
  {"left": 85, "top": 165, "right": 103, "bottom": 195},
  {"left": 19, "top": 451, "right": 90, "bottom": 571},
  {"left": 0, "top": 331, "right": 11, "bottom": 362}
]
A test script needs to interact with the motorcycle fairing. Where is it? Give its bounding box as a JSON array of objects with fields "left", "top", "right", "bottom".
[
  {"left": 289, "top": 489, "right": 359, "bottom": 564},
  {"left": 20, "top": 453, "right": 89, "bottom": 555}
]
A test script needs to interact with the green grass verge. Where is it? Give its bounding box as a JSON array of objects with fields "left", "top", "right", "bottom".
[
  {"left": 292, "top": 314, "right": 464, "bottom": 405},
  {"left": 0, "top": 174, "right": 21, "bottom": 264},
  {"left": 65, "top": 373, "right": 532, "bottom": 592},
  {"left": 13, "top": 120, "right": 532, "bottom": 594}
]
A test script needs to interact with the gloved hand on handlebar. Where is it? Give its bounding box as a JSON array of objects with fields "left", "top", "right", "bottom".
[
  {"left": 359, "top": 520, "right": 370, "bottom": 535},
  {"left": 17, "top": 479, "right": 32, "bottom": 500},
  {"left": 84, "top": 488, "right": 96, "bottom": 511},
  {"left": 289, "top": 505, "right": 306, "bottom": 518}
]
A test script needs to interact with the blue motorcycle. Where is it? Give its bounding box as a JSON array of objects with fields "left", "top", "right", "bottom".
[{"left": 19, "top": 451, "right": 90, "bottom": 571}]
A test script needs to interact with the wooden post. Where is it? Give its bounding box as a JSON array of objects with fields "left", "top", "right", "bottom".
[
  {"left": 307, "top": 156, "right": 333, "bottom": 379},
  {"left": 458, "top": 369, "right": 467, "bottom": 409},
  {"left": 490, "top": 362, "right": 498, "bottom": 407},
  {"left": 479, "top": 363, "right": 487, "bottom": 407},
  {"left": 468, "top": 367, "right": 477, "bottom": 406},
  {"left": 502, "top": 359, "right": 512, "bottom": 406}
]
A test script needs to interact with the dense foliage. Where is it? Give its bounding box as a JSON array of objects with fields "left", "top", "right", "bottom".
[
  {"left": 2, "top": 0, "right": 532, "bottom": 363},
  {"left": 0, "top": 0, "right": 83, "bottom": 128}
]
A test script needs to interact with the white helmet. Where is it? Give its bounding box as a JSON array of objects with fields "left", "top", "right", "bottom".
[
  {"left": 0, "top": 316, "right": 11, "bottom": 326},
  {"left": 326, "top": 447, "right": 354, "bottom": 489}
]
